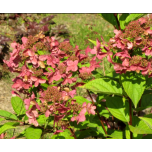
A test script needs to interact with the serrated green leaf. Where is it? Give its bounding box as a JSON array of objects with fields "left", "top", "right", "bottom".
[
  {"left": 106, "top": 71, "right": 120, "bottom": 80},
  {"left": 139, "top": 117, "right": 152, "bottom": 130},
  {"left": 25, "top": 127, "right": 42, "bottom": 139},
  {"left": 129, "top": 116, "right": 152, "bottom": 134},
  {"left": 107, "top": 130, "right": 123, "bottom": 139},
  {"left": 100, "top": 13, "right": 119, "bottom": 29},
  {"left": 125, "top": 124, "right": 142, "bottom": 139},
  {"left": 106, "top": 96, "right": 129, "bottom": 122},
  {"left": 73, "top": 96, "right": 91, "bottom": 105},
  {"left": 0, "top": 125, "right": 15, "bottom": 135},
  {"left": 51, "top": 129, "right": 74, "bottom": 139},
  {"left": 118, "top": 13, "right": 130, "bottom": 30},
  {"left": 141, "top": 94, "right": 152, "bottom": 108},
  {"left": 121, "top": 72, "right": 146, "bottom": 108},
  {"left": 146, "top": 77, "right": 152, "bottom": 89},
  {"left": 125, "top": 14, "right": 146, "bottom": 25},
  {"left": 11, "top": 96, "right": 26, "bottom": 115},
  {"left": 0, "top": 110, "right": 18, "bottom": 120},
  {"left": 82, "top": 78, "right": 123, "bottom": 96}
]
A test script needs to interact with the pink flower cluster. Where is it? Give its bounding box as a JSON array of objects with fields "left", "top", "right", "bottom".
[
  {"left": 4, "top": 33, "right": 100, "bottom": 127},
  {"left": 96, "top": 15, "right": 152, "bottom": 76},
  {"left": 71, "top": 102, "right": 96, "bottom": 124}
]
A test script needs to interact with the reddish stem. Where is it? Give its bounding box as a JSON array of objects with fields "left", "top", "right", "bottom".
[
  {"left": 68, "top": 128, "right": 77, "bottom": 139},
  {"left": 129, "top": 98, "right": 133, "bottom": 139},
  {"left": 113, "top": 13, "right": 121, "bottom": 30}
]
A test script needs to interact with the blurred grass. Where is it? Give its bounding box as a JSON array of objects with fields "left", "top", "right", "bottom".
[{"left": 49, "top": 14, "right": 114, "bottom": 50}]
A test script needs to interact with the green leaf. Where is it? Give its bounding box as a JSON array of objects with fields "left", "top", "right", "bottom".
[
  {"left": 4, "top": 122, "right": 20, "bottom": 126},
  {"left": 142, "top": 114, "right": 152, "bottom": 118},
  {"left": 107, "top": 130, "right": 123, "bottom": 139},
  {"left": 121, "top": 72, "right": 146, "bottom": 108},
  {"left": 37, "top": 50, "right": 45, "bottom": 55},
  {"left": 88, "top": 123, "right": 106, "bottom": 137},
  {"left": 27, "top": 63, "right": 33, "bottom": 69},
  {"left": 37, "top": 115, "right": 47, "bottom": 126},
  {"left": 41, "top": 76, "right": 48, "bottom": 80},
  {"left": 118, "top": 13, "right": 130, "bottom": 30},
  {"left": 0, "top": 118, "right": 5, "bottom": 122},
  {"left": 45, "top": 66, "right": 54, "bottom": 72},
  {"left": 40, "top": 83, "right": 49, "bottom": 90},
  {"left": 73, "top": 96, "right": 91, "bottom": 105},
  {"left": 129, "top": 116, "right": 152, "bottom": 134},
  {"left": 100, "top": 13, "right": 119, "bottom": 29},
  {"left": 125, "top": 14, "right": 146, "bottom": 25},
  {"left": 88, "top": 39, "right": 97, "bottom": 46},
  {"left": 0, "top": 110, "right": 18, "bottom": 120},
  {"left": 125, "top": 124, "right": 143, "bottom": 139},
  {"left": 81, "top": 78, "right": 123, "bottom": 96},
  {"left": 135, "top": 94, "right": 152, "bottom": 112},
  {"left": 11, "top": 96, "right": 26, "bottom": 115},
  {"left": 75, "top": 129, "right": 92, "bottom": 139},
  {"left": 97, "top": 104, "right": 110, "bottom": 119},
  {"left": 51, "top": 129, "right": 74, "bottom": 139},
  {"left": 141, "top": 94, "right": 152, "bottom": 108},
  {"left": 0, "top": 125, "right": 15, "bottom": 135},
  {"left": 142, "top": 134, "right": 152, "bottom": 139},
  {"left": 139, "top": 117, "right": 152, "bottom": 130},
  {"left": 87, "top": 115, "right": 107, "bottom": 136},
  {"left": 106, "top": 71, "right": 120, "bottom": 80},
  {"left": 106, "top": 96, "right": 129, "bottom": 122},
  {"left": 145, "top": 77, "right": 152, "bottom": 89},
  {"left": 125, "top": 124, "right": 130, "bottom": 139},
  {"left": 25, "top": 127, "right": 42, "bottom": 139}
]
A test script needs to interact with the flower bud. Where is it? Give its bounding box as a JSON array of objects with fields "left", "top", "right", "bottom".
[
  {"left": 64, "top": 87, "right": 70, "bottom": 92},
  {"left": 63, "top": 96, "right": 69, "bottom": 101},
  {"left": 24, "top": 75, "right": 28, "bottom": 81},
  {"left": 30, "top": 101, "right": 36, "bottom": 105},
  {"left": 38, "top": 61, "right": 45, "bottom": 68},
  {"left": 35, "top": 31, "right": 45, "bottom": 39}
]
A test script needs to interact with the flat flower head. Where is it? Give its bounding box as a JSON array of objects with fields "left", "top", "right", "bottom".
[
  {"left": 127, "top": 42, "right": 133, "bottom": 50},
  {"left": 87, "top": 103, "right": 96, "bottom": 115},
  {"left": 22, "top": 37, "right": 28, "bottom": 45},
  {"left": 138, "top": 17, "right": 146, "bottom": 25},
  {"left": 66, "top": 60, "right": 78, "bottom": 72},
  {"left": 114, "top": 29, "right": 122, "bottom": 38}
]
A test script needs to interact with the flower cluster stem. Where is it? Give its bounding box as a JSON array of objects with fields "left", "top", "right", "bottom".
[
  {"left": 113, "top": 13, "right": 121, "bottom": 30},
  {"left": 87, "top": 90, "right": 107, "bottom": 135},
  {"left": 129, "top": 98, "right": 133, "bottom": 139},
  {"left": 138, "top": 99, "right": 142, "bottom": 116},
  {"left": 68, "top": 128, "right": 77, "bottom": 139}
]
